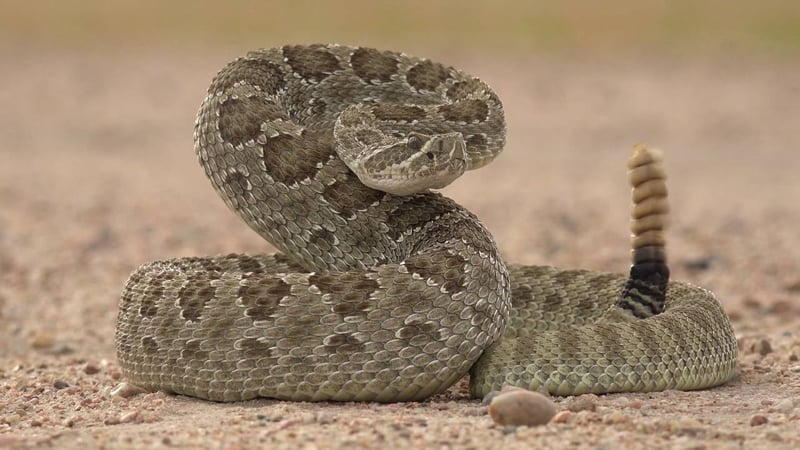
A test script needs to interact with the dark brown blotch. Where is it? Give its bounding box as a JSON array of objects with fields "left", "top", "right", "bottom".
[
  {"left": 438, "top": 99, "right": 489, "bottom": 123},
  {"left": 237, "top": 337, "right": 266, "bottom": 351},
  {"left": 224, "top": 171, "right": 250, "bottom": 195},
  {"left": 138, "top": 283, "right": 163, "bottom": 318},
  {"left": 403, "top": 256, "right": 436, "bottom": 284},
  {"left": 396, "top": 321, "right": 440, "bottom": 342},
  {"left": 238, "top": 278, "right": 290, "bottom": 321},
  {"left": 445, "top": 79, "right": 482, "bottom": 100},
  {"left": 210, "top": 57, "right": 287, "bottom": 95},
  {"left": 310, "top": 273, "right": 378, "bottom": 318},
  {"left": 262, "top": 129, "right": 336, "bottom": 185},
  {"left": 218, "top": 96, "right": 286, "bottom": 147},
  {"left": 141, "top": 336, "right": 158, "bottom": 355},
  {"left": 309, "top": 228, "right": 336, "bottom": 251},
  {"left": 177, "top": 282, "right": 216, "bottom": 322},
  {"left": 273, "top": 253, "right": 307, "bottom": 272},
  {"left": 182, "top": 338, "right": 209, "bottom": 360},
  {"left": 350, "top": 47, "right": 400, "bottom": 83},
  {"left": 402, "top": 250, "right": 466, "bottom": 294},
  {"left": 511, "top": 284, "right": 533, "bottom": 308},
  {"left": 237, "top": 254, "right": 264, "bottom": 273},
  {"left": 321, "top": 171, "right": 384, "bottom": 217},
  {"left": 441, "top": 254, "right": 468, "bottom": 294},
  {"left": 322, "top": 333, "right": 365, "bottom": 354},
  {"left": 406, "top": 60, "right": 451, "bottom": 92},
  {"left": 371, "top": 104, "right": 425, "bottom": 122},
  {"left": 466, "top": 133, "right": 487, "bottom": 148},
  {"left": 283, "top": 45, "right": 342, "bottom": 82},
  {"left": 385, "top": 200, "right": 444, "bottom": 241}
]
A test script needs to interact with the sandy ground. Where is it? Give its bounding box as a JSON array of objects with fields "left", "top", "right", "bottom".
[{"left": 1, "top": 47, "right": 799, "bottom": 449}]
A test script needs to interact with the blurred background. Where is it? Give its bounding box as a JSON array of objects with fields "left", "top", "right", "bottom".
[
  {"left": 1, "top": 0, "right": 799, "bottom": 356},
  {"left": 3, "top": 0, "right": 799, "bottom": 55}
]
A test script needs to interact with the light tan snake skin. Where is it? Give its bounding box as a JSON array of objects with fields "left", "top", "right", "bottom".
[{"left": 115, "top": 45, "right": 738, "bottom": 402}]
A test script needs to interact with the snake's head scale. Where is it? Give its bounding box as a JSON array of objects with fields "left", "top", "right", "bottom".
[{"left": 356, "top": 132, "right": 468, "bottom": 196}]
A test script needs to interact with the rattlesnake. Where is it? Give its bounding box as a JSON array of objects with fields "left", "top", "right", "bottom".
[{"left": 115, "top": 44, "right": 738, "bottom": 402}]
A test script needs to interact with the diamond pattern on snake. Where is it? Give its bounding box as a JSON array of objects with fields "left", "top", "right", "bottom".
[{"left": 115, "top": 44, "right": 738, "bottom": 402}]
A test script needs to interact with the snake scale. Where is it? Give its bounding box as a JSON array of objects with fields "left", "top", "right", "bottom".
[{"left": 115, "top": 44, "right": 738, "bottom": 402}]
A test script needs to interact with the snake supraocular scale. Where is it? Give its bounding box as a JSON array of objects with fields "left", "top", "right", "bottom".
[{"left": 115, "top": 45, "right": 738, "bottom": 402}]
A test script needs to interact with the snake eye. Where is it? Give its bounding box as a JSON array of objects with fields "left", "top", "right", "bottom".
[
  {"left": 425, "top": 152, "right": 434, "bottom": 160},
  {"left": 407, "top": 136, "right": 423, "bottom": 151}
]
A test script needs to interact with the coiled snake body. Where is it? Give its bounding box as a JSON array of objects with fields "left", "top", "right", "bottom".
[{"left": 116, "top": 45, "right": 737, "bottom": 402}]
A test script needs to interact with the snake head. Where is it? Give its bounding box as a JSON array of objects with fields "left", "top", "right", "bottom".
[{"left": 351, "top": 131, "right": 468, "bottom": 196}]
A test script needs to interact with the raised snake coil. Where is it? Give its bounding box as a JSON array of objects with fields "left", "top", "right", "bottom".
[{"left": 115, "top": 45, "right": 738, "bottom": 402}]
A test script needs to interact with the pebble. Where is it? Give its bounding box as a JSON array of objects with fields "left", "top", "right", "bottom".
[
  {"left": 750, "top": 415, "right": 768, "bottom": 426},
  {"left": 565, "top": 394, "right": 598, "bottom": 412},
  {"left": 53, "top": 380, "right": 69, "bottom": 390},
  {"left": 84, "top": 363, "right": 101, "bottom": 375},
  {"left": 550, "top": 410, "right": 574, "bottom": 424},
  {"left": 488, "top": 388, "right": 557, "bottom": 427},
  {"left": 463, "top": 406, "right": 487, "bottom": 417},
  {"left": 670, "top": 418, "right": 705, "bottom": 437},
  {"left": 604, "top": 410, "right": 628, "bottom": 425},
  {"left": 775, "top": 399, "right": 795, "bottom": 414},
  {"left": 757, "top": 339, "right": 773, "bottom": 356},
  {"left": 30, "top": 332, "right": 55, "bottom": 351},
  {"left": 110, "top": 382, "right": 148, "bottom": 399},
  {"left": 766, "top": 432, "right": 784, "bottom": 442},
  {"left": 3, "top": 414, "right": 21, "bottom": 425},
  {"left": 315, "top": 412, "right": 335, "bottom": 424}
]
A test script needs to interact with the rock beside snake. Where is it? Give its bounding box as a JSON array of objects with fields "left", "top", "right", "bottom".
[{"left": 115, "top": 45, "right": 738, "bottom": 402}]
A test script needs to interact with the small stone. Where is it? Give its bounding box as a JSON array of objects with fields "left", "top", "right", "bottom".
[
  {"left": 63, "top": 416, "right": 77, "bottom": 427},
  {"left": 52, "top": 343, "right": 75, "bottom": 355},
  {"left": 683, "top": 255, "right": 713, "bottom": 272},
  {"left": 30, "top": 332, "right": 55, "bottom": 351},
  {"left": 119, "top": 410, "right": 141, "bottom": 424},
  {"left": 750, "top": 415, "right": 768, "bottom": 426},
  {"left": 604, "top": 410, "right": 628, "bottom": 425},
  {"left": 84, "top": 363, "right": 101, "bottom": 375},
  {"left": 482, "top": 386, "right": 523, "bottom": 405},
  {"left": 783, "top": 278, "right": 800, "bottom": 292},
  {"left": 670, "top": 418, "right": 705, "bottom": 437},
  {"left": 741, "top": 297, "right": 762, "bottom": 309},
  {"left": 756, "top": 339, "right": 773, "bottom": 356},
  {"left": 103, "top": 415, "right": 121, "bottom": 425},
  {"left": 550, "top": 410, "right": 574, "bottom": 424},
  {"left": 565, "top": 394, "right": 598, "bottom": 412},
  {"left": 766, "top": 432, "right": 783, "bottom": 442},
  {"left": 768, "top": 300, "right": 793, "bottom": 314},
  {"left": 110, "top": 382, "right": 148, "bottom": 399},
  {"left": 463, "top": 406, "right": 486, "bottom": 416},
  {"left": 500, "top": 426, "right": 517, "bottom": 435},
  {"left": 53, "top": 380, "right": 69, "bottom": 390},
  {"left": 4, "top": 414, "right": 21, "bottom": 425},
  {"left": 488, "top": 389, "right": 557, "bottom": 427},
  {"left": 482, "top": 391, "right": 501, "bottom": 406},
  {"left": 315, "top": 412, "right": 335, "bottom": 424},
  {"left": 775, "top": 399, "right": 795, "bottom": 414}
]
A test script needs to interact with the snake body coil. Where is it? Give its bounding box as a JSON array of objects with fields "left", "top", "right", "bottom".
[{"left": 116, "top": 45, "right": 737, "bottom": 402}]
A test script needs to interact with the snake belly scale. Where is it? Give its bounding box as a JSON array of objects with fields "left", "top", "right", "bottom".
[{"left": 115, "top": 44, "right": 738, "bottom": 402}]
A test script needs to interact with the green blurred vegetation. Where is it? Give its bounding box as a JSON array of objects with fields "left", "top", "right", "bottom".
[{"left": 2, "top": 0, "right": 799, "bottom": 57}]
